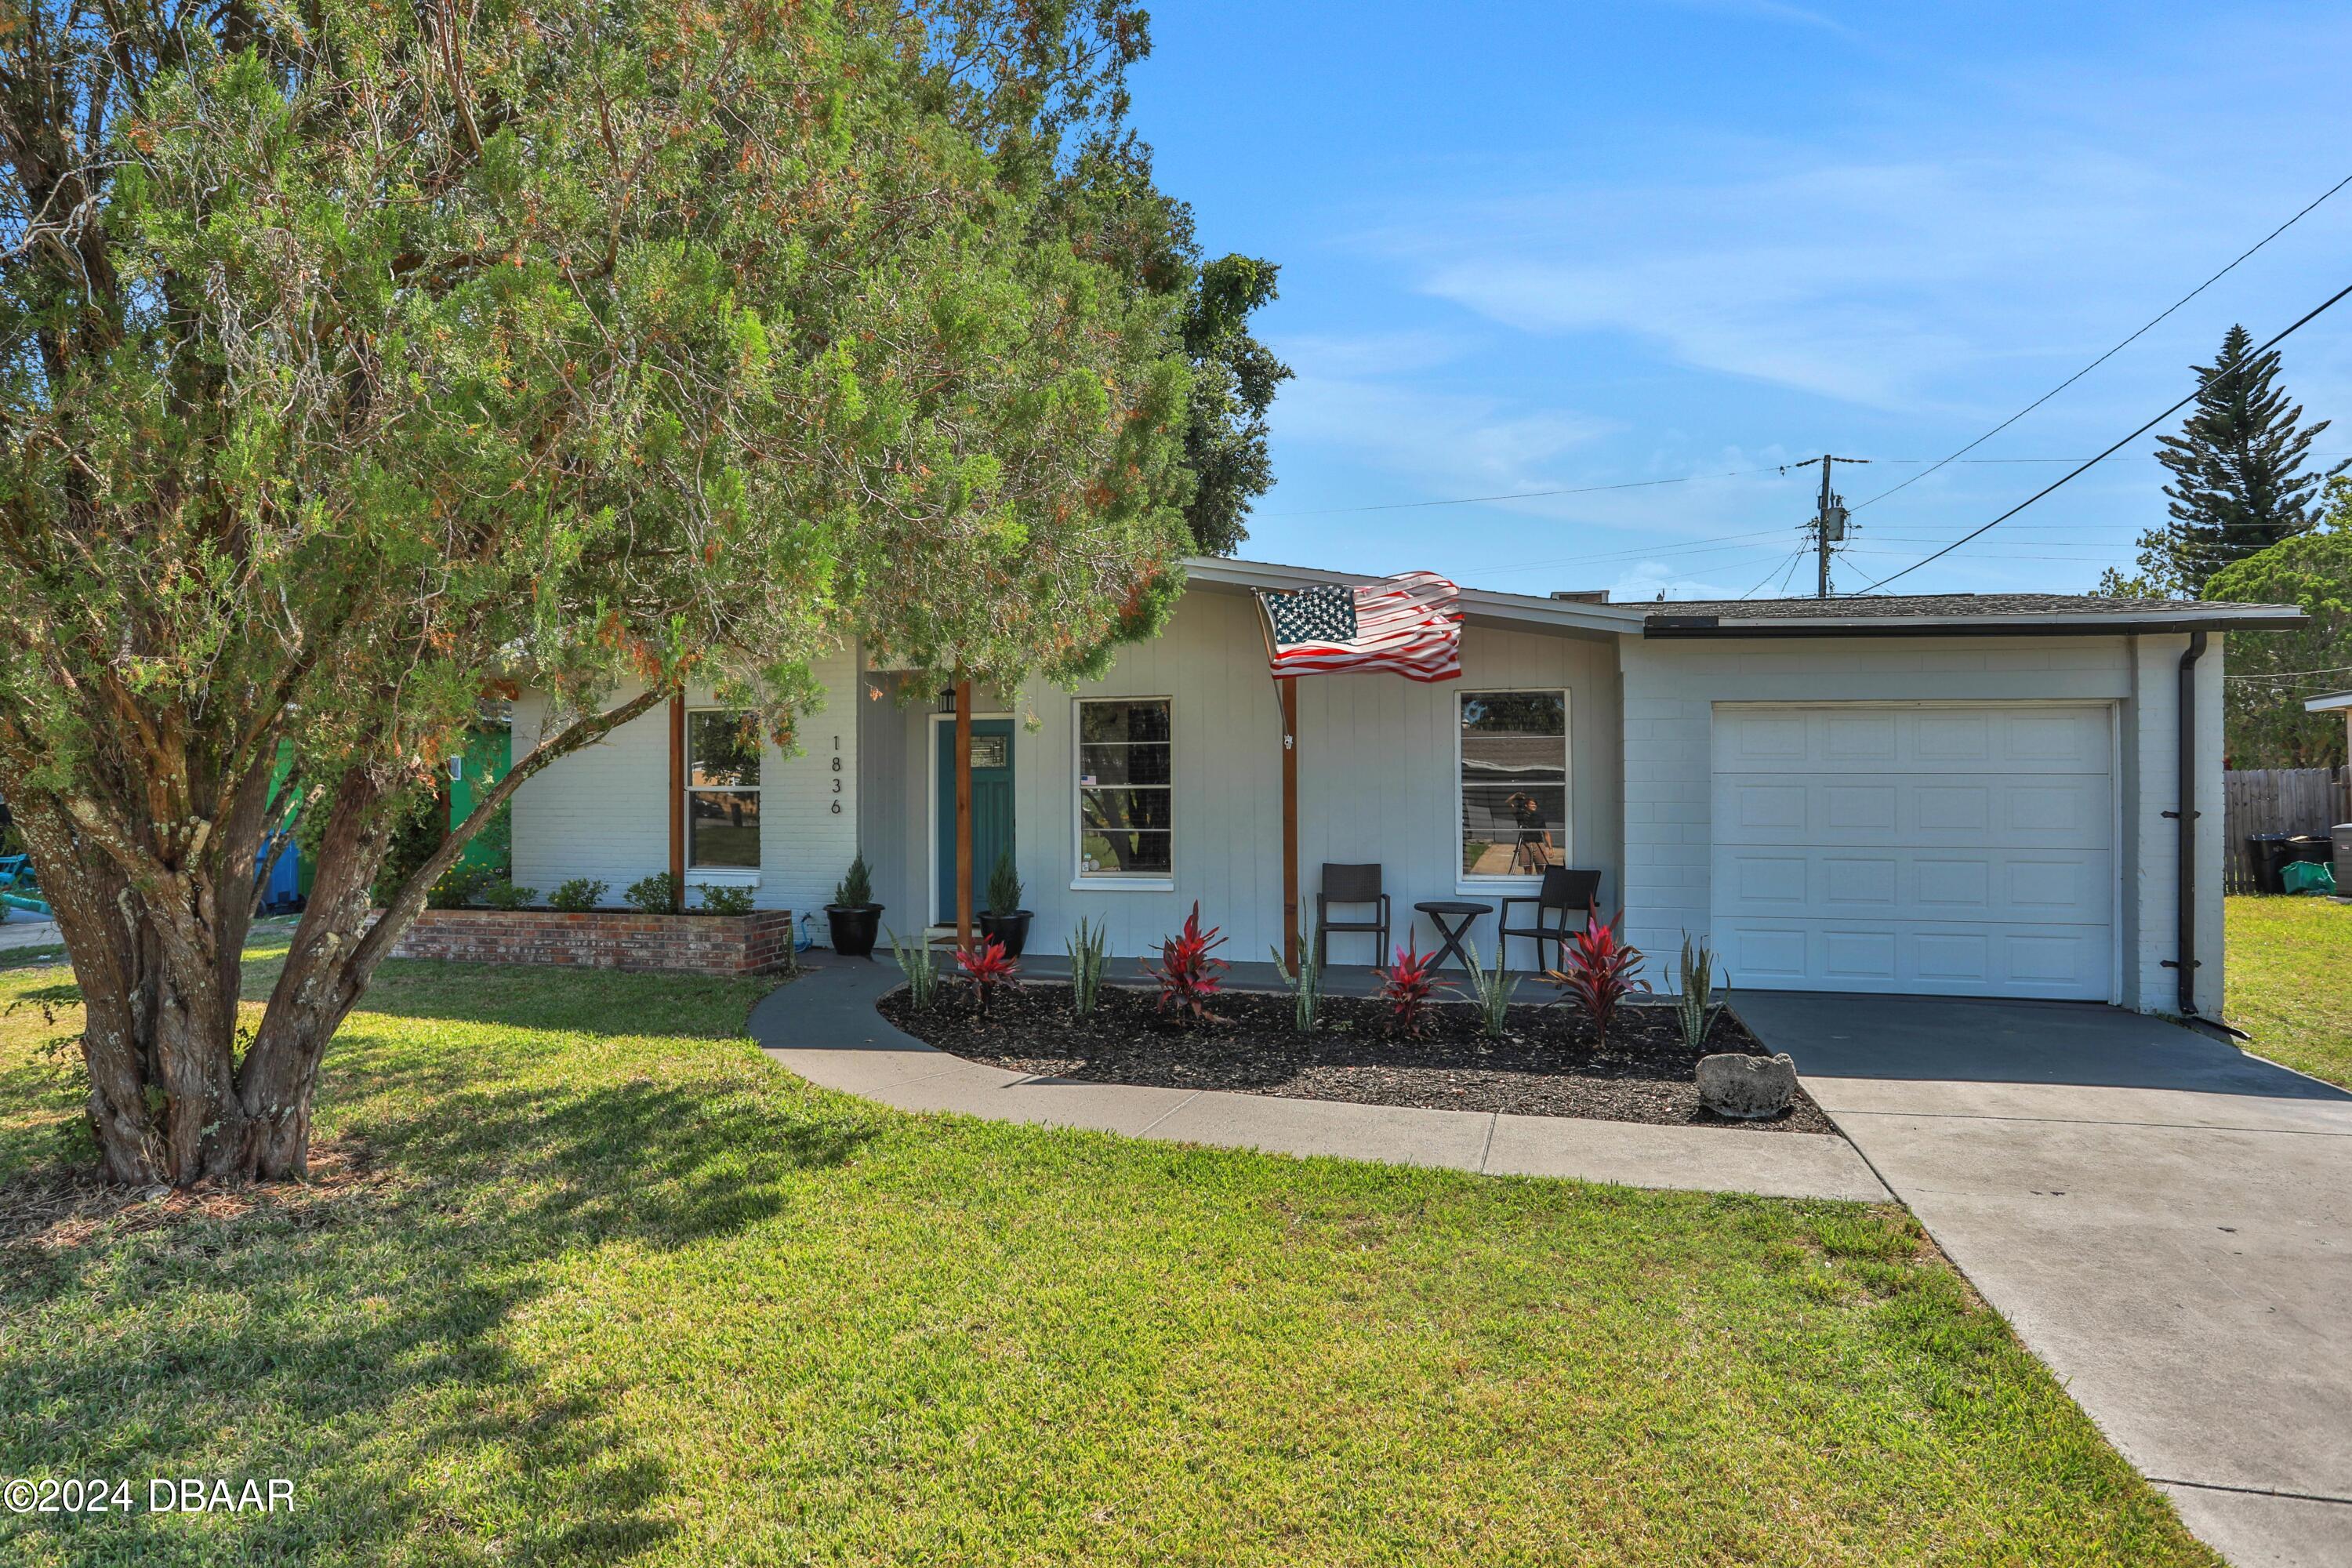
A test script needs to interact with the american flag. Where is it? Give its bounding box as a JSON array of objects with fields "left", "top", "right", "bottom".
[{"left": 1258, "top": 571, "right": 1463, "bottom": 682}]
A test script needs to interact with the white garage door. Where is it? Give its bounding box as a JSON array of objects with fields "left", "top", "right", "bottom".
[{"left": 1711, "top": 704, "right": 2114, "bottom": 1001}]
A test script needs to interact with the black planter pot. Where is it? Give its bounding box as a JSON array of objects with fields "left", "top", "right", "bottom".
[
  {"left": 826, "top": 904, "right": 883, "bottom": 958},
  {"left": 978, "top": 909, "right": 1033, "bottom": 958}
]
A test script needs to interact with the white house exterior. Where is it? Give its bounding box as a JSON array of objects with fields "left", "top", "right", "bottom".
[{"left": 506, "top": 557, "right": 2303, "bottom": 1017}]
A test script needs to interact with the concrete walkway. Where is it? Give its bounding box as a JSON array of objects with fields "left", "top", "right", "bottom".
[
  {"left": 1741, "top": 991, "right": 2352, "bottom": 1568},
  {"left": 750, "top": 954, "right": 1889, "bottom": 1203}
]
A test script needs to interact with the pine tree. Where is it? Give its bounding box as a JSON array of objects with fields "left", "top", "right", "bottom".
[{"left": 2131, "top": 325, "right": 2347, "bottom": 594}]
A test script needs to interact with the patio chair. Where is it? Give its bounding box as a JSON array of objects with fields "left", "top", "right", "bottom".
[
  {"left": 1315, "top": 862, "right": 1391, "bottom": 966},
  {"left": 1497, "top": 866, "right": 1601, "bottom": 972}
]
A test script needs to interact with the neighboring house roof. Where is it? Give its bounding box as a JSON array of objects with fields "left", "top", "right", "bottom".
[
  {"left": 2306, "top": 690, "right": 2352, "bottom": 713},
  {"left": 1181, "top": 558, "right": 2305, "bottom": 640}
]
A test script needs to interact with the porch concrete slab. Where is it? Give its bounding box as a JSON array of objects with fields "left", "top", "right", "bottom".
[
  {"left": 1484, "top": 1112, "right": 1889, "bottom": 1201},
  {"left": 1737, "top": 990, "right": 2352, "bottom": 1567},
  {"left": 1141, "top": 1091, "right": 1497, "bottom": 1171}
]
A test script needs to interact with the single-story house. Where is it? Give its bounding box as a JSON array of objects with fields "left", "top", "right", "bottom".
[{"left": 508, "top": 557, "right": 2304, "bottom": 1014}]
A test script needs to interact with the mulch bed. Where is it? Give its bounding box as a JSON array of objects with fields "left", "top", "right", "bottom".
[
  {"left": 0, "top": 1138, "right": 396, "bottom": 1254},
  {"left": 878, "top": 982, "right": 1838, "bottom": 1134}
]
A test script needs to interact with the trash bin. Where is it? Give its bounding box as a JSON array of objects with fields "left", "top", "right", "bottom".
[
  {"left": 2245, "top": 833, "right": 2292, "bottom": 895},
  {"left": 2285, "top": 833, "right": 2334, "bottom": 866}
]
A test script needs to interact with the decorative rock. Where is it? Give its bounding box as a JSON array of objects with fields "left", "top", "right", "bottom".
[{"left": 1697, "top": 1052, "right": 1798, "bottom": 1120}]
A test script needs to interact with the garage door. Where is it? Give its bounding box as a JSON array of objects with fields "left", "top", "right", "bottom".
[{"left": 1711, "top": 705, "right": 2114, "bottom": 1000}]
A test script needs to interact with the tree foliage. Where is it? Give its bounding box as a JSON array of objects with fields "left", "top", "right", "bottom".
[
  {"left": 2129, "top": 325, "right": 2346, "bottom": 596},
  {"left": 1044, "top": 134, "right": 1287, "bottom": 554},
  {"left": 2204, "top": 481, "right": 2352, "bottom": 768},
  {"left": 0, "top": 0, "right": 1201, "bottom": 1184}
]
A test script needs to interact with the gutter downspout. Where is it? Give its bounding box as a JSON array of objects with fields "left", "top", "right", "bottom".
[{"left": 2172, "top": 630, "right": 2207, "bottom": 1017}]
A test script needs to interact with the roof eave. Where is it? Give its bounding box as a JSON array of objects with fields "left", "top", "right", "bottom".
[
  {"left": 1179, "top": 555, "right": 1651, "bottom": 633},
  {"left": 1644, "top": 608, "right": 2309, "bottom": 639}
]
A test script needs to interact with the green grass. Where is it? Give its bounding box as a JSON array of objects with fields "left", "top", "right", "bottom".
[
  {"left": 0, "top": 949, "right": 2217, "bottom": 1566},
  {"left": 2227, "top": 894, "right": 2352, "bottom": 1087}
]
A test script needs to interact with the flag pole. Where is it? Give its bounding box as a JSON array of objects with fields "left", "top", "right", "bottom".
[{"left": 1254, "top": 593, "right": 1300, "bottom": 970}]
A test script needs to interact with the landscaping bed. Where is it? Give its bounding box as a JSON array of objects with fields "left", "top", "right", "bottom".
[{"left": 878, "top": 982, "right": 1838, "bottom": 1134}]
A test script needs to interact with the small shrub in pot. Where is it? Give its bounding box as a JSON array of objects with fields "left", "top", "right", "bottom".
[
  {"left": 826, "top": 852, "right": 883, "bottom": 957},
  {"left": 977, "top": 847, "right": 1032, "bottom": 956}
]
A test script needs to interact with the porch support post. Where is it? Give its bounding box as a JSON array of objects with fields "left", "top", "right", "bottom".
[
  {"left": 1280, "top": 676, "right": 1299, "bottom": 970},
  {"left": 667, "top": 691, "right": 686, "bottom": 913},
  {"left": 955, "top": 679, "right": 975, "bottom": 953}
]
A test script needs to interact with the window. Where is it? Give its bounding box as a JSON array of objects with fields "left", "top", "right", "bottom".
[
  {"left": 1459, "top": 691, "right": 1567, "bottom": 879},
  {"left": 686, "top": 710, "right": 761, "bottom": 869},
  {"left": 1076, "top": 699, "right": 1171, "bottom": 880}
]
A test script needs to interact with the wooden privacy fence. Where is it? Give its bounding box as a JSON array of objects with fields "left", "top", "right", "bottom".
[{"left": 2223, "top": 768, "right": 2352, "bottom": 894}]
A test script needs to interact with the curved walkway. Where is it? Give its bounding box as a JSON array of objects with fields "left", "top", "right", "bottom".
[{"left": 749, "top": 954, "right": 1889, "bottom": 1203}]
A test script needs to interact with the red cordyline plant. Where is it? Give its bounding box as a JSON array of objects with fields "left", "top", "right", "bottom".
[
  {"left": 1544, "top": 904, "right": 1651, "bottom": 1048},
  {"left": 956, "top": 938, "right": 1019, "bottom": 1018},
  {"left": 1145, "top": 902, "right": 1229, "bottom": 1023},
  {"left": 1375, "top": 942, "right": 1452, "bottom": 1036}
]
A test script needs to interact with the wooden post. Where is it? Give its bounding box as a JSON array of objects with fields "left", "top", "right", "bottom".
[
  {"left": 667, "top": 692, "right": 686, "bottom": 912},
  {"left": 955, "top": 679, "right": 974, "bottom": 953},
  {"left": 1280, "top": 675, "right": 1299, "bottom": 970}
]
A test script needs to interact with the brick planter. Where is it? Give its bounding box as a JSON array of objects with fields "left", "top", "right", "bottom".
[{"left": 384, "top": 908, "right": 797, "bottom": 976}]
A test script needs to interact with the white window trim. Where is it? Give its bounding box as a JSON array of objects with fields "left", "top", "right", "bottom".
[
  {"left": 1072, "top": 695, "right": 1175, "bottom": 891},
  {"left": 684, "top": 706, "right": 763, "bottom": 876},
  {"left": 1454, "top": 685, "right": 1572, "bottom": 895}
]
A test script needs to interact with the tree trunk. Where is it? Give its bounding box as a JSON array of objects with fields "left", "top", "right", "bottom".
[{"left": 0, "top": 686, "right": 666, "bottom": 1186}]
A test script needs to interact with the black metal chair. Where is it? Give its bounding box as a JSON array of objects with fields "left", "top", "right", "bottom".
[
  {"left": 1497, "top": 866, "right": 1602, "bottom": 971},
  {"left": 1315, "top": 862, "right": 1390, "bottom": 966}
]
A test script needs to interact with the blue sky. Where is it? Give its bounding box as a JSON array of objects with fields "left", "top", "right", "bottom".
[{"left": 1125, "top": 1, "right": 2352, "bottom": 600}]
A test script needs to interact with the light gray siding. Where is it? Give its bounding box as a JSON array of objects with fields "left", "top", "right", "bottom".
[
  {"left": 510, "top": 647, "right": 862, "bottom": 920},
  {"left": 1617, "top": 631, "right": 2225, "bottom": 1014},
  {"left": 859, "top": 586, "right": 1624, "bottom": 963}
]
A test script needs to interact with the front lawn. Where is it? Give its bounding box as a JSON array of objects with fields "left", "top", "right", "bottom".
[
  {"left": 0, "top": 949, "right": 2216, "bottom": 1565},
  {"left": 2227, "top": 894, "right": 2352, "bottom": 1087}
]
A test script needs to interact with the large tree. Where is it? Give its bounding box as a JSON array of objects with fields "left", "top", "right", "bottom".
[
  {"left": 1047, "top": 134, "right": 1288, "bottom": 554},
  {"left": 2204, "top": 480, "right": 2352, "bottom": 768},
  {"left": 0, "top": 0, "right": 1200, "bottom": 1187},
  {"left": 2129, "top": 324, "right": 2346, "bottom": 595}
]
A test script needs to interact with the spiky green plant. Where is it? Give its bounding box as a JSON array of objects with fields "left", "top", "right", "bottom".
[
  {"left": 1269, "top": 910, "right": 1324, "bottom": 1032},
  {"left": 1067, "top": 917, "right": 1111, "bottom": 1017},
  {"left": 887, "top": 927, "right": 941, "bottom": 1009},
  {"left": 1675, "top": 935, "right": 1728, "bottom": 1050},
  {"left": 1461, "top": 942, "right": 1518, "bottom": 1040}
]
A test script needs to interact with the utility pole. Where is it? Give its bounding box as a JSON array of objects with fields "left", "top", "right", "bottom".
[{"left": 1809, "top": 454, "right": 1870, "bottom": 597}]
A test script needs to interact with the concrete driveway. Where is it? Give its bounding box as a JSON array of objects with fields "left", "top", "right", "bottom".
[{"left": 1737, "top": 992, "right": 2352, "bottom": 1568}]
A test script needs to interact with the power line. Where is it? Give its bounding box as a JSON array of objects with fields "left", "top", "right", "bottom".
[
  {"left": 1849, "top": 165, "right": 2352, "bottom": 515},
  {"left": 1851, "top": 275, "right": 2352, "bottom": 595},
  {"left": 2226, "top": 664, "right": 2352, "bottom": 681},
  {"left": 1737, "top": 547, "right": 1806, "bottom": 600}
]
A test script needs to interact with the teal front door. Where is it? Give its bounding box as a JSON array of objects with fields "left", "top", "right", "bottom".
[{"left": 936, "top": 718, "right": 1015, "bottom": 921}]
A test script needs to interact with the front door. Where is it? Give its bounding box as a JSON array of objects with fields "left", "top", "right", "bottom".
[{"left": 936, "top": 717, "right": 1015, "bottom": 922}]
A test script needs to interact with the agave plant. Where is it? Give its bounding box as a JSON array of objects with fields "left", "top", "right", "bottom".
[
  {"left": 1673, "top": 934, "right": 1728, "bottom": 1051},
  {"left": 1543, "top": 903, "right": 1651, "bottom": 1050},
  {"left": 1067, "top": 917, "right": 1110, "bottom": 1017},
  {"left": 887, "top": 926, "right": 941, "bottom": 1008},
  {"left": 1144, "top": 902, "right": 1229, "bottom": 1024},
  {"left": 1269, "top": 909, "right": 1325, "bottom": 1033},
  {"left": 1460, "top": 942, "right": 1519, "bottom": 1040}
]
